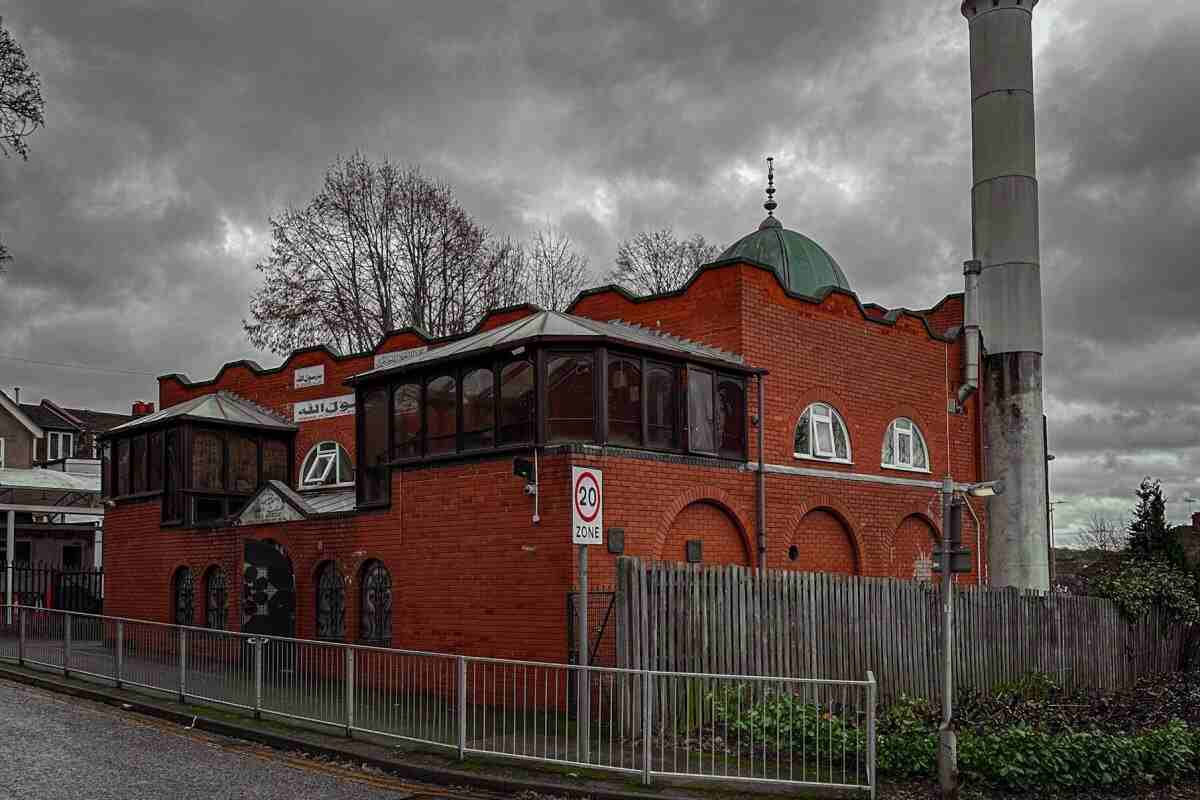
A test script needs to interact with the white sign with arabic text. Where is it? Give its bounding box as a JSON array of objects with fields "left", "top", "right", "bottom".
[
  {"left": 374, "top": 347, "right": 429, "bottom": 370},
  {"left": 293, "top": 364, "right": 326, "bottom": 389},
  {"left": 294, "top": 393, "right": 355, "bottom": 423}
]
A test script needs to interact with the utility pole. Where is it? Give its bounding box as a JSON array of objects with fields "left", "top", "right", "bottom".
[
  {"left": 938, "top": 475, "right": 958, "bottom": 799},
  {"left": 936, "top": 477, "right": 1001, "bottom": 800}
]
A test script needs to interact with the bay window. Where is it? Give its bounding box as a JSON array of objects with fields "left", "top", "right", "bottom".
[{"left": 547, "top": 352, "right": 594, "bottom": 442}]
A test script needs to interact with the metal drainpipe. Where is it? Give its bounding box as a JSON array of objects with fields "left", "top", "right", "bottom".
[{"left": 757, "top": 375, "right": 767, "bottom": 572}]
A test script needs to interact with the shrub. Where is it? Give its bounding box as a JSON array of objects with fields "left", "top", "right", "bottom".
[
  {"left": 1092, "top": 558, "right": 1200, "bottom": 625},
  {"left": 879, "top": 720, "right": 1198, "bottom": 788},
  {"left": 708, "top": 685, "right": 864, "bottom": 754}
]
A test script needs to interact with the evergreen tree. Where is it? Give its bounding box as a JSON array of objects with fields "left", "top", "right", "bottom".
[{"left": 1127, "top": 478, "right": 1173, "bottom": 558}]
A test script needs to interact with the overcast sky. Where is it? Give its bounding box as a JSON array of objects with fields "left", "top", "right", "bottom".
[{"left": 1, "top": 1, "right": 1198, "bottom": 544}]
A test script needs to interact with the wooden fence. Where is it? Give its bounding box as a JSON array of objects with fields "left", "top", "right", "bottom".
[{"left": 614, "top": 557, "right": 1191, "bottom": 701}]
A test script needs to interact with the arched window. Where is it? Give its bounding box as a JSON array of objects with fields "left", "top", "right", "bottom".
[
  {"left": 204, "top": 566, "right": 227, "bottom": 630},
  {"left": 882, "top": 417, "right": 929, "bottom": 471},
  {"left": 794, "top": 403, "right": 851, "bottom": 462},
  {"left": 315, "top": 561, "right": 346, "bottom": 641},
  {"left": 173, "top": 567, "right": 195, "bottom": 626},
  {"left": 360, "top": 560, "right": 392, "bottom": 646},
  {"left": 300, "top": 441, "right": 353, "bottom": 489}
]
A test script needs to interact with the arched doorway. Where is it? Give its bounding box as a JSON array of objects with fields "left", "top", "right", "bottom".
[
  {"left": 790, "top": 509, "right": 859, "bottom": 575},
  {"left": 661, "top": 501, "right": 750, "bottom": 566},
  {"left": 892, "top": 514, "right": 938, "bottom": 581},
  {"left": 242, "top": 538, "right": 296, "bottom": 637}
]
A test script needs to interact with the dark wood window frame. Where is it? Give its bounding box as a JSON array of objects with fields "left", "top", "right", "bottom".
[
  {"left": 360, "top": 343, "right": 748, "bottom": 473},
  {"left": 356, "top": 387, "right": 392, "bottom": 509},
  {"left": 103, "top": 424, "right": 294, "bottom": 528}
]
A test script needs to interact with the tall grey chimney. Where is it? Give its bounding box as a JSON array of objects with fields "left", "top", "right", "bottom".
[{"left": 962, "top": 0, "right": 1049, "bottom": 590}]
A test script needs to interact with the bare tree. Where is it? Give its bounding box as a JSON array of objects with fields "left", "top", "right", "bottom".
[
  {"left": 1077, "top": 513, "right": 1125, "bottom": 553},
  {"left": 608, "top": 229, "right": 721, "bottom": 295},
  {"left": 523, "top": 227, "right": 590, "bottom": 311},
  {"left": 0, "top": 21, "right": 46, "bottom": 266},
  {"left": 246, "top": 154, "right": 497, "bottom": 355}
]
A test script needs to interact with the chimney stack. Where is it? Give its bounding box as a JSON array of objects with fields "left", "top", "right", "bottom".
[
  {"left": 962, "top": 0, "right": 1049, "bottom": 590},
  {"left": 1192, "top": 512, "right": 1200, "bottom": 531},
  {"left": 13, "top": 387, "right": 19, "bottom": 404},
  {"left": 131, "top": 401, "right": 155, "bottom": 417}
]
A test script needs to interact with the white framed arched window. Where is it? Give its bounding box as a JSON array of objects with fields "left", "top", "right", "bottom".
[
  {"left": 299, "top": 441, "right": 354, "bottom": 489},
  {"left": 882, "top": 417, "right": 929, "bottom": 472},
  {"left": 794, "top": 403, "right": 851, "bottom": 463}
]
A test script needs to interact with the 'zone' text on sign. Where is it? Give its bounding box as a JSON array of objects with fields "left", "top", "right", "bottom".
[{"left": 571, "top": 466, "right": 603, "bottom": 545}]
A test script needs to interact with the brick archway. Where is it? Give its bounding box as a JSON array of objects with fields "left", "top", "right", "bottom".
[
  {"left": 892, "top": 514, "right": 939, "bottom": 581},
  {"left": 653, "top": 488, "right": 754, "bottom": 566},
  {"left": 776, "top": 496, "right": 866, "bottom": 575}
]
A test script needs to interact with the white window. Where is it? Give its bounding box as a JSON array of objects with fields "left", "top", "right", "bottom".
[
  {"left": 47, "top": 431, "right": 74, "bottom": 461},
  {"left": 882, "top": 417, "right": 929, "bottom": 471},
  {"left": 794, "top": 403, "right": 851, "bottom": 462},
  {"left": 299, "top": 441, "right": 354, "bottom": 489}
]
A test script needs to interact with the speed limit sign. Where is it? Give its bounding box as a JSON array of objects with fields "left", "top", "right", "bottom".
[{"left": 571, "top": 466, "right": 603, "bottom": 545}]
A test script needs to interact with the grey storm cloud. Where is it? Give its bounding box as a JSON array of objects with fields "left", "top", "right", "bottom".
[{"left": 1, "top": 0, "right": 1199, "bottom": 541}]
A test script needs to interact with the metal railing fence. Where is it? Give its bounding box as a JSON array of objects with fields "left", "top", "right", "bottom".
[{"left": 0, "top": 605, "right": 875, "bottom": 796}]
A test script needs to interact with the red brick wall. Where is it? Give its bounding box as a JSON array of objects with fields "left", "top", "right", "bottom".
[
  {"left": 789, "top": 509, "right": 859, "bottom": 574},
  {"left": 661, "top": 500, "right": 751, "bottom": 566},
  {"left": 103, "top": 257, "right": 988, "bottom": 663},
  {"left": 891, "top": 513, "right": 939, "bottom": 581}
]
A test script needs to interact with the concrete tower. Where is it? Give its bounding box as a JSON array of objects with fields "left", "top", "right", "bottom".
[{"left": 962, "top": 0, "right": 1049, "bottom": 590}]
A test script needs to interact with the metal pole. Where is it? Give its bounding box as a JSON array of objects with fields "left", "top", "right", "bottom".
[
  {"left": 756, "top": 376, "right": 767, "bottom": 571},
  {"left": 577, "top": 543, "right": 589, "bottom": 762},
  {"left": 18, "top": 606, "right": 25, "bottom": 666},
  {"left": 5, "top": 509, "right": 14, "bottom": 624},
  {"left": 63, "top": 612, "right": 72, "bottom": 678},
  {"left": 867, "top": 671, "right": 878, "bottom": 800},
  {"left": 641, "top": 669, "right": 653, "bottom": 786},
  {"left": 115, "top": 620, "right": 123, "bottom": 688},
  {"left": 345, "top": 647, "right": 355, "bottom": 738},
  {"left": 178, "top": 628, "right": 187, "bottom": 703},
  {"left": 457, "top": 655, "right": 467, "bottom": 760},
  {"left": 253, "top": 638, "right": 263, "bottom": 720},
  {"left": 939, "top": 475, "right": 958, "bottom": 799}
]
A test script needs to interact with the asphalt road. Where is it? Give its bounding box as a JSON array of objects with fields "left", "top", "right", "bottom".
[{"left": 0, "top": 678, "right": 500, "bottom": 800}]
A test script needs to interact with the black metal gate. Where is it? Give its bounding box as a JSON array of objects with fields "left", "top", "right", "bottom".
[
  {"left": 0, "top": 561, "right": 103, "bottom": 613},
  {"left": 566, "top": 590, "right": 616, "bottom": 667},
  {"left": 241, "top": 539, "right": 295, "bottom": 638}
]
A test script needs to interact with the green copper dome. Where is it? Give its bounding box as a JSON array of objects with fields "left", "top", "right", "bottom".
[{"left": 719, "top": 215, "right": 851, "bottom": 296}]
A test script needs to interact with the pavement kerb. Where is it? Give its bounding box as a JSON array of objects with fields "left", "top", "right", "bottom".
[{"left": 0, "top": 663, "right": 753, "bottom": 800}]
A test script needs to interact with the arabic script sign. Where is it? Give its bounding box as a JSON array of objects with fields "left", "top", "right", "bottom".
[
  {"left": 373, "top": 347, "right": 429, "bottom": 370},
  {"left": 293, "top": 393, "right": 355, "bottom": 423},
  {"left": 293, "top": 364, "right": 325, "bottom": 389},
  {"left": 236, "top": 486, "right": 305, "bottom": 526}
]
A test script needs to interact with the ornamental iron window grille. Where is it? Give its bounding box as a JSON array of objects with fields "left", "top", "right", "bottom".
[
  {"left": 315, "top": 561, "right": 346, "bottom": 641},
  {"left": 360, "top": 560, "right": 392, "bottom": 645},
  {"left": 205, "top": 567, "right": 227, "bottom": 629},
  {"left": 174, "top": 567, "right": 195, "bottom": 626}
]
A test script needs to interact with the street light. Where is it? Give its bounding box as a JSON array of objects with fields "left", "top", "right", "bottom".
[
  {"left": 938, "top": 476, "right": 1004, "bottom": 798},
  {"left": 966, "top": 479, "right": 1005, "bottom": 498}
]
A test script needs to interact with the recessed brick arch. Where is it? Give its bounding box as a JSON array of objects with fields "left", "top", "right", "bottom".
[
  {"left": 653, "top": 488, "right": 754, "bottom": 566},
  {"left": 892, "top": 514, "right": 939, "bottom": 581},
  {"left": 777, "top": 495, "right": 866, "bottom": 575}
]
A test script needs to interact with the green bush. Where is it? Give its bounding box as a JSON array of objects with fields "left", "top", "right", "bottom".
[
  {"left": 879, "top": 720, "right": 1198, "bottom": 788},
  {"left": 1092, "top": 558, "right": 1200, "bottom": 625},
  {"left": 709, "top": 683, "right": 1200, "bottom": 789},
  {"left": 708, "top": 685, "right": 864, "bottom": 754}
]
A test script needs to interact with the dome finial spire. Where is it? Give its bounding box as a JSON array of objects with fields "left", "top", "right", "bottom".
[{"left": 763, "top": 156, "right": 777, "bottom": 217}]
